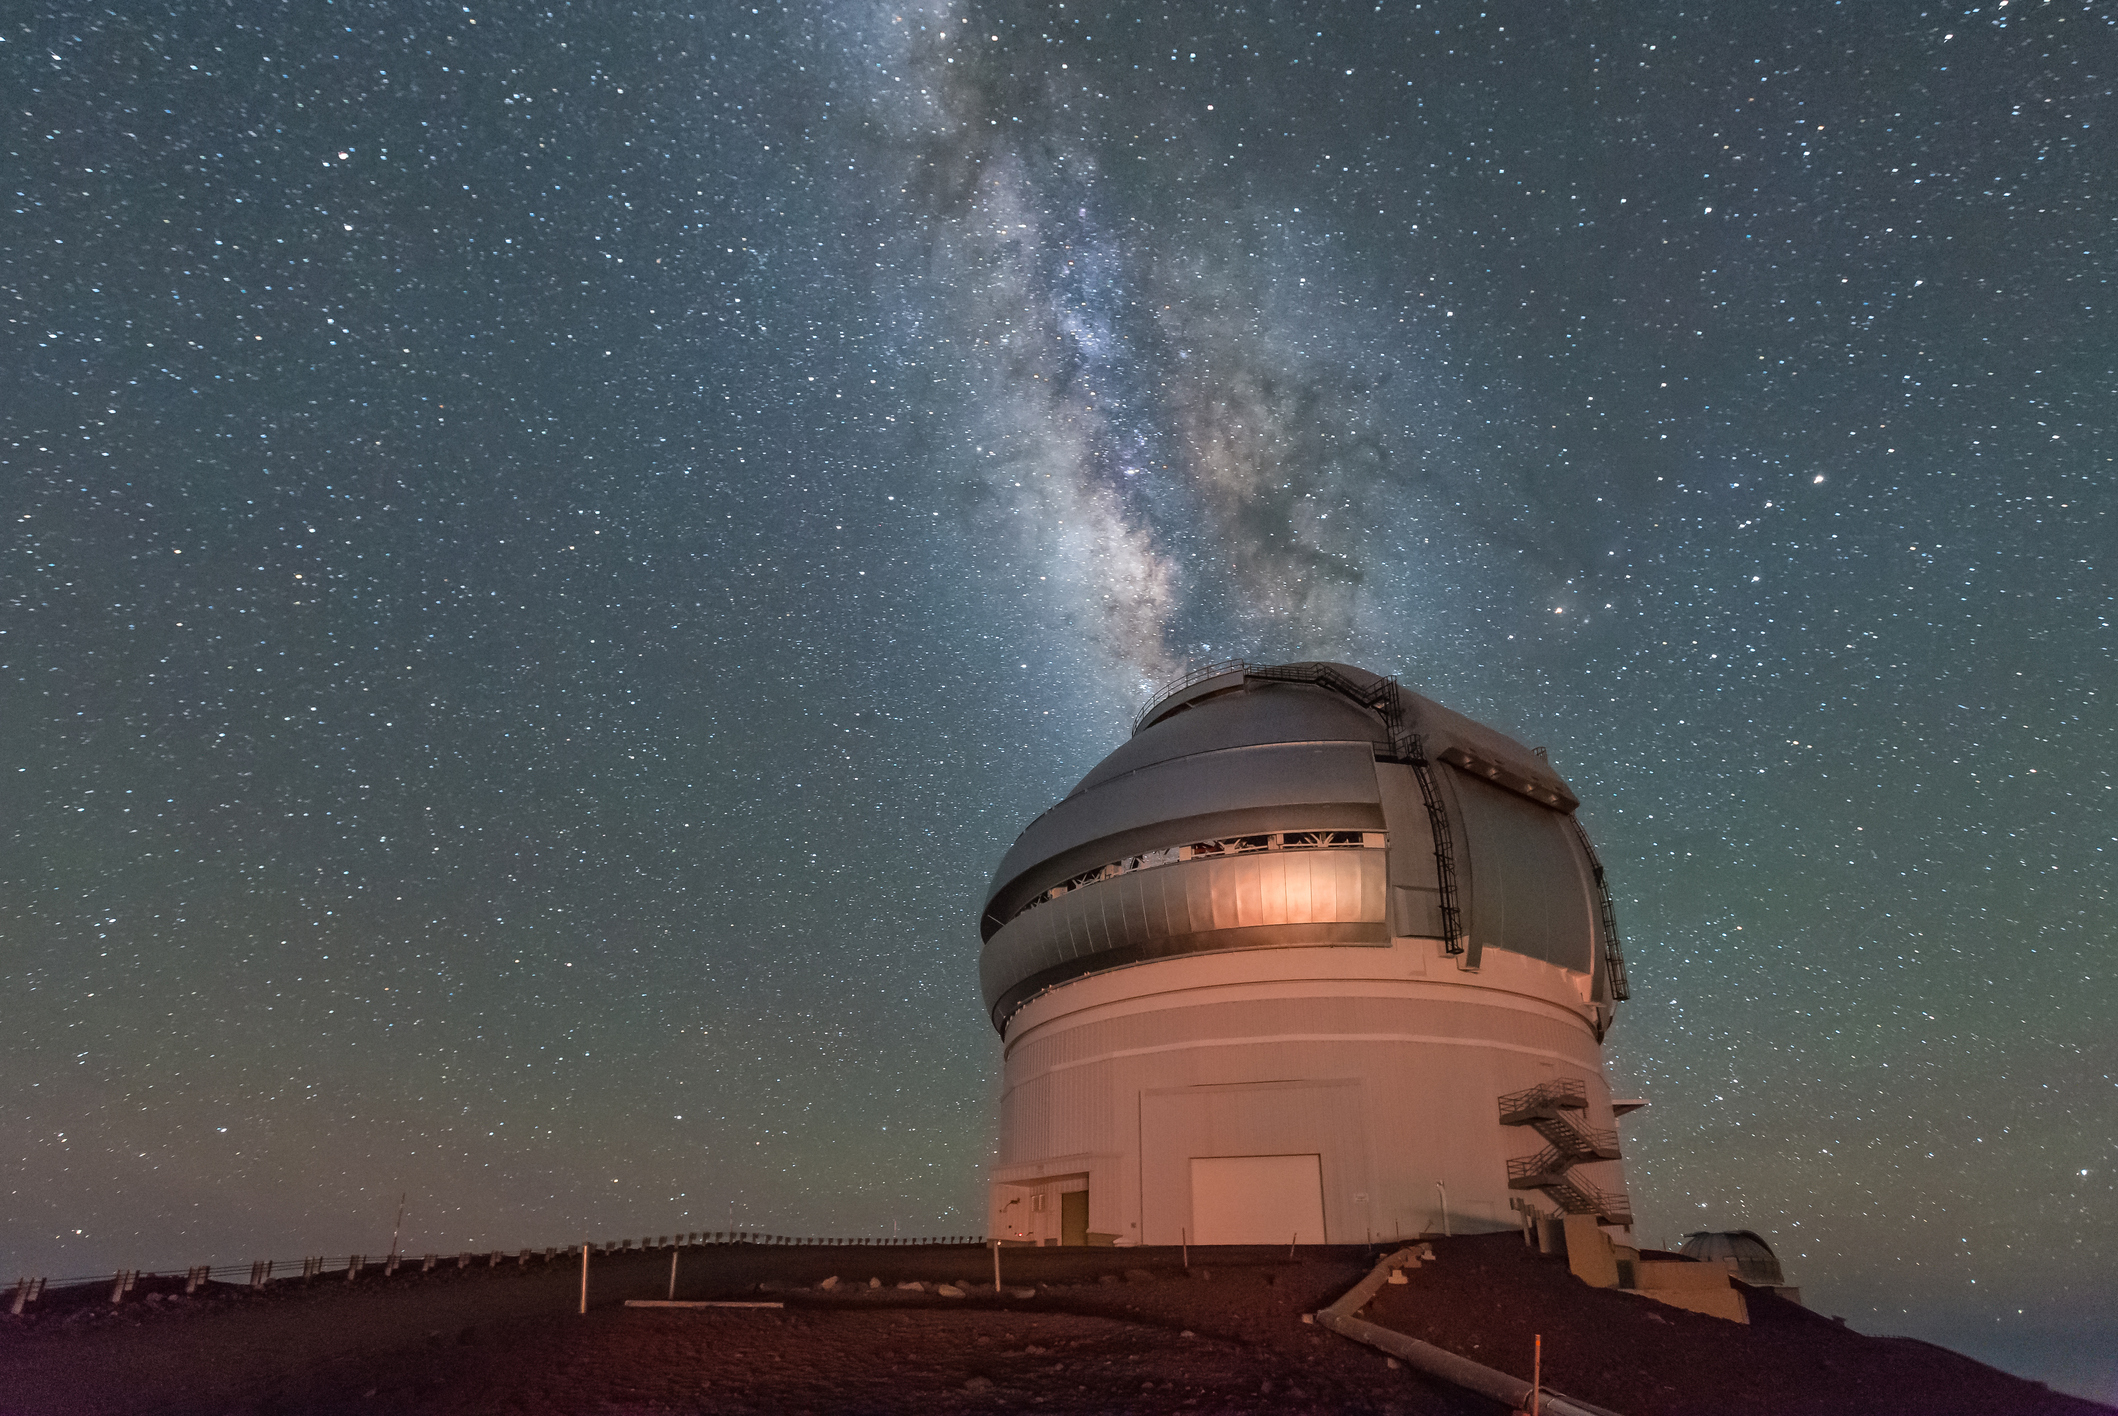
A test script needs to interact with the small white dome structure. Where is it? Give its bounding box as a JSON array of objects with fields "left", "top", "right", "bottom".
[
  {"left": 1681, "top": 1231, "right": 1788, "bottom": 1286},
  {"left": 979, "top": 663, "right": 1635, "bottom": 1247}
]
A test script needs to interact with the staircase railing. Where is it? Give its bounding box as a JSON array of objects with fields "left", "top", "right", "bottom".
[{"left": 1497, "top": 1078, "right": 1588, "bottom": 1123}]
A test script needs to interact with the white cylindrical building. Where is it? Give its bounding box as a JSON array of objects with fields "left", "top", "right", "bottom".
[{"left": 979, "top": 663, "right": 1634, "bottom": 1248}]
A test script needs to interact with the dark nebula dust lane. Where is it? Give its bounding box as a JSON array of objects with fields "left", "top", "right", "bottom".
[{"left": 4, "top": 0, "right": 2111, "bottom": 1399}]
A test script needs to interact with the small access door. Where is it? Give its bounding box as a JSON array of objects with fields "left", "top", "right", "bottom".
[{"left": 1059, "top": 1190, "right": 1089, "bottom": 1247}]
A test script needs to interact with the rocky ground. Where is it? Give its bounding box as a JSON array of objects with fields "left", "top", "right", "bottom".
[
  {"left": 0, "top": 1236, "right": 2104, "bottom": 1415},
  {"left": 1361, "top": 1234, "right": 2105, "bottom": 1416}
]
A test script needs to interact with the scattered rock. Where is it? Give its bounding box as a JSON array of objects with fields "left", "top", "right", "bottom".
[
  {"left": 1097, "top": 1274, "right": 1120, "bottom": 1286},
  {"left": 896, "top": 1281, "right": 925, "bottom": 1292},
  {"left": 1180, "top": 1330, "right": 1196, "bottom": 1339},
  {"left": 936, "top": 1284, "right": 965, "bottom": 1298},
  {"left": 868, "top": 1277, "right": 881, "bottom": 1288},
  {"left": 1007, "top": 1287, "right": 1036, "bottom": 1299},
  {"left": 962, "top": 1375, "right": 994, "bottom": 1393},
  {"left": 818, "top": 1276, "right": 840, "bottom": 1291},
  {"left": 1123, "top": 1269, "right": 1154, "bottom": 1285},
  {"left": 1386, "top": 1357, "right": 1402, "bottom": 1370}
]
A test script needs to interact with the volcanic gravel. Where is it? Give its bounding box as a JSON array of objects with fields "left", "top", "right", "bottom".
[
  {"left": 0, "top": 1238, "right": 2103, "bottom": 1415},
  {"left": 1360, "top": 1233, "right": 2105, "bottom": 1416}
]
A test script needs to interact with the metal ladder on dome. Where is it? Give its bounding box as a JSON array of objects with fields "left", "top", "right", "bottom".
[{"left": 1241, "top": 663, "right": 1466, "bottom": 956}]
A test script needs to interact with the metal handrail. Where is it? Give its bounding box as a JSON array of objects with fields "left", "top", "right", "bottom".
[
  {"left": 1507, "top": 1150, "right": 1570, "bottom": 1184},
  {"left": 1497, "top": 1077, "right": 1589, "bottom": 1121},
  {"left": 1131, "top": 659, "right": 1254, "bottom": 733},
  {"left": 1535, "top": 1113, "right": 1622, "bottom": 1161}
]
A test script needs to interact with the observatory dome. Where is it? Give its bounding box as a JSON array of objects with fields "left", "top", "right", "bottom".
[
  {"left": 981, "top": 662, "right": 1618, "bottom": 1034},
  {"left": 1681, "top": 1231, "right": 1787, "bottom": 1286},
  {"left": 978, "top": 662, "right": 1639, "bottom": 1250}
]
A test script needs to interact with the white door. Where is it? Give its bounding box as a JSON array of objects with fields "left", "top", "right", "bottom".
[{"left": 1189, "top": 1153, "right": 1326, "bottom": 1245}]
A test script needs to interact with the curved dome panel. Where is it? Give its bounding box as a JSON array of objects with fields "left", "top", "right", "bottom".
[
  {"left": 1680, "top": 1231, "right": 1786, "bottom": 1286},
  {"left": 981, "top": 845, "right": 1388, "bottom": 1029},
  {"left": 1451, "top": 770, "right": 1598, "bottom": 973},
  {"left": 982, "top": 741, "right": 1385, "bottom": 935},
  {"left": 1069, "top": 681, "right": 1389, "bottom": 797}
]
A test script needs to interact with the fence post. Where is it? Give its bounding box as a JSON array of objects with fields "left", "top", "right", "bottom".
[
  {"left": 578, "top": 1243, "right": 588, "bottom": 1316},
  {"left": 346, "top": 1255, "right": 362, "bottom": 1283}
]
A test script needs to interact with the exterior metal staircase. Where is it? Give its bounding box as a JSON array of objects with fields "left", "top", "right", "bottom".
[{"left": 1498, "top": 1079, "right": 1632, "bottom": 1225}]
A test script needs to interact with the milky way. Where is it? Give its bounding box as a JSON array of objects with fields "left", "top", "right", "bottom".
[{"left": 4, "top": 1, "right": 2111, "bottom": 1396}]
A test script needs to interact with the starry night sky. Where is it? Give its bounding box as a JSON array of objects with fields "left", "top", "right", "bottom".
[{"left": 6, "top": 0, "right": 2112, "bottom": 1395}]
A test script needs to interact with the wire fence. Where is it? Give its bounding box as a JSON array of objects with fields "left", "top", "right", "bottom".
[{"left": 7, "top": 1232, "right": 993, "bottom": 1313}]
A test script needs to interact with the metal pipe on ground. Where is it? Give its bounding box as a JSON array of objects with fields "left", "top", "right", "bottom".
[{"left": 1312, "top": 1245, "right": 1625, "bottom": 1416}]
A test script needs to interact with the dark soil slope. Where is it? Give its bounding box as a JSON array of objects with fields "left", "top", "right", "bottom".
[
  {"left": 0, "top": 1238, "right": 2103, "bottom": 1416},
  {"left": 1364, "top": 1233, "right": 2104, "bottom": 1416},
  {"left": 0, "top": 1245, "right": 1485, "bottom": 1416}
]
